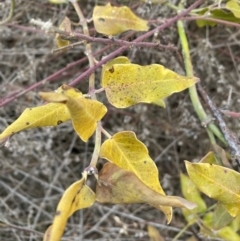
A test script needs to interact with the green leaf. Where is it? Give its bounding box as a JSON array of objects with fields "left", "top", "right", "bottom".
[
  {"left": 180, "top": 173, "right": 207, "bottom": 213},
  {"left": 226, "top": 0, "right": 240, "bottom": 18},
  {"left": 203, "top": 212, "right": 240, "bottom": 241},
  {"left": 102, "top": 59, "right": 198, "bottom": 108},
  {"left": 196, "top": 8, "right": 240, "bottom": 27},
  {"left": 100, "top": 131, "right": 173, "bottom": 223},
  {"left": 212, "top": 203, "right": 235, "bottom": 230},
  {"left": 185, "top": 161, "right": 240, "bottom": 217},
  {"left": 93, "top": 3, "right": 149, "bottom": 35}
]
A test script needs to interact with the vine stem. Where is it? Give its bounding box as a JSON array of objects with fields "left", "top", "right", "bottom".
[
  {"left": 69, "top": 0, "right": 205, "bottom": 87},
  {"left": 177, "top": 19, "right": 226, "bottom": 145},
  {"left": 0, "top": 0, "right": 204, "bottom": 106}
]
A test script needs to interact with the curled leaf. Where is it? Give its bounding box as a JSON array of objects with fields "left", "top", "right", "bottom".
[
  {"left": 96, "top": 163, "right": 196, "bottom": 210},
  {"left": 100, "top": 131, "right": 173, "bottom": 222},
  {"left": 93, "top": 3, "right": 149, "bottom": 35},
  {"left": 185, "top": 161, "right": 240, "bottom": 217},
  {"left": 44, "top": 177, "right": 95, "bottom": 241},
  {"left": 0, "top": 85, "right": 81, "bottom": 143},
  {"left": 40, "top": 91, "right": 107, "bottom": 142},
  {"left": 102, "top": 60, "right": 198, "bottom": 108}
]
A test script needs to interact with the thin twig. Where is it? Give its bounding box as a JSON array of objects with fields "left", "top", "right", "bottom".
[
  {"left": 0, "top": 45, "right": 110, "bottom": 107},
  {"left": 54, "top": 30, "right": 178, "bottom": 51},
  {"left": 0, "top": 0, "right": 204, "bottom": 106},
  {"left": 0, "top": 0, "right": 15, "bottom": 25},
  {"left": 69, "top": 0, "right": 205, "bottom": 87},
  {"left": 198, "top": 83, "right": 240, "bottom": 165}
]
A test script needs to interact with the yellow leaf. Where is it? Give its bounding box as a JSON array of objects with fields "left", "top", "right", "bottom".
[
  {"left": 140, "top": 0, "right": 166, "bottom": 3},
  {"left": 56, "top": 16, "right": 72, "bottom": 48},
  {"left": 102, "top": 61, "right": 198, "bottom": 108},
  {"left": 101, "top": 56, "right": 130, "bottom": 80},
  {"left": 44, "top": 177, "right": 95, "bottom": 241},
  {"left": 48, "top": 0, "right": 68, "bottom": 3},
  {"left": 147, "top": 225, "right": 165, "bottom": 241},
  {"left": 199, "top": 151, "right": 218, "bottom": 164},
  {"left": 230, "top": 214, "right": 240, "bottom": 232},
  {"left": 0, "top": 85, "right": 82, "bottom": 143},
  {"left": 96, "top": 163, "right": 196, "bottom": 209},
  {"left": 40, "top": 92, "right": 107, "bottom": 142},
  {"left": 100, "top": 131, "right": 173, "bottom": 223},
  {"left": 93, "top": 3, "right": 149, "bottom": 35},
  {"left": 185, "top": 161, "right": 240, "bottom": 217},
  {"left": 226, "top": 1, "right": 240, "bottom": 18},
  {"left": 151, "top": 99, "right": 166, "bottom": 108}
]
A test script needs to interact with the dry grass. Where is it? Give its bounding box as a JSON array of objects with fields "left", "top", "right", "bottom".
[{"left": 1, "top": 0, "right": 240, "bottom": 240}]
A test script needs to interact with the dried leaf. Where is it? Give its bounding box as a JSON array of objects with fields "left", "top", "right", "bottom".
[
  {"left": 147, "top": 225, "right": 165, "bottom": 241},
  {"left": 56, "top": 16, "right": 72, "bottom": 48},
  {"left": 212, "top": 144, "right": 231, "bottom": 167},
  {"left": 226, "top": 1, "right": 240, "bottom": 18},
  {"left": 96, "top": 163, "right": 196, "bottom": 210},
  {"left": 185, "top": 161, "right": 240, "bottom": 217},
  {"left": 40, "top": 92, "right": 107, "bottom": 142},
  {"left": 0, "top": 85, "right": 81, "bottom": 143},
  {"left": 100, "top": 131, "right": 173, "bottom": 223},
  {"left": 102, "top": 60, "right": 198, "bottom": 108},
  {"left": 44, "top": 177, "right": 95, "bottom": 241},
  {"left": 93, "top": 3, "right": 149, "bottom": 35}
]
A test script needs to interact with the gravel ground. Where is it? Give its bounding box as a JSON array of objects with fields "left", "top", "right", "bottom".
[{"left": 1, "top": 0, "right": 240, "bottom": 240}]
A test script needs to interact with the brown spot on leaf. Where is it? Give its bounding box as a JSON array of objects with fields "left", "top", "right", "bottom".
[
  {"left": 26, "top": 122, "right": 30, "bottom": 126},
  {"left": 143, "top": 160, "right": 147, "bottom": 164},
  {"left": 224, "top": 169, "right": 227, "bottom": 174},
  {"left": 109, "top": 66, "right": 114, "bottom": 73},
  {"left": 57, "top": 120, "right": 63, "bottom": 125},
  {"left": 55, "top": 210, "right": 61, "bottom": 216},
  {"left": 98, "top": 18, "right": 105, "bottom": 22}
]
